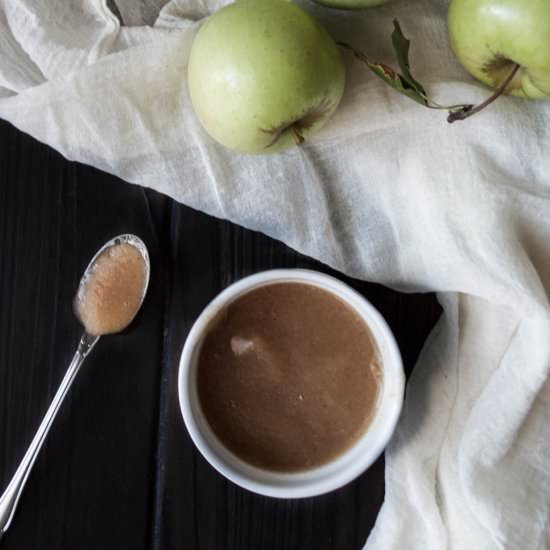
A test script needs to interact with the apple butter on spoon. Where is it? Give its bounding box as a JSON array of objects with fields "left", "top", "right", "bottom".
[
  {"left": 75, "top": 239, "right": 148, "bottom": 335},
  {"left": 0, "top": 234, "right": 150, "bottom": 540}
]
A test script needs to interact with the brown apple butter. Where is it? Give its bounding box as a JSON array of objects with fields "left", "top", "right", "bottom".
[{"left": 197, "top": 282, "right": 381, "bottom": 472}]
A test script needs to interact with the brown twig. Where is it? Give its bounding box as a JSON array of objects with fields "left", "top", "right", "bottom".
[{"left": 447, "top": 64, "right": 520, "bottom": 123}]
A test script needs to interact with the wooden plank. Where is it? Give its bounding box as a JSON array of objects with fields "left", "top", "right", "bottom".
[
  {"left": 0, "top": 121, "right": 169, "bottom": 549},
  {"left": 0, "top": 119, "right": 441, "bottom": 549},
  {"left": 153, "top": 212, "right": 441, "bottom": 550}
]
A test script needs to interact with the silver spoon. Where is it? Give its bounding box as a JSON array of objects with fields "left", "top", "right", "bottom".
[{"left": 0, "top": 234, "right": 150, "bottom": 540}]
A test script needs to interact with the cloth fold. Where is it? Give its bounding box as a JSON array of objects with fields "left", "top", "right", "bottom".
[{"left": 1, "top": 0, "right": 549, "bottom": 548}]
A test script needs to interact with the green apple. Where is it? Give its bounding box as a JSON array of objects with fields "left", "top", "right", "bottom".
[
  {"left": 187, "top": 0, "right": 345, "bottom": 153},
  {"left": 311, "top": 0, "right": 389, "bottom": 9},
  {"left": 448, "top": 0, "right": 550, "bottom": 99}
]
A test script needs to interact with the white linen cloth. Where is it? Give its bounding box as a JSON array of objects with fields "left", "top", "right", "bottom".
[{"left": 1, "top": 0, "right": 549, "bottom": 548}]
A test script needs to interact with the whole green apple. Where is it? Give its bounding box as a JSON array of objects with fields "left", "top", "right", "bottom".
[
  {"left": 187, "top": 0, "right": 345, "bottom": 153},
  {"left": 311, "top": 0, "right": 389, "bottom": 9},
  {"left": 448, "top": 0, "right": 550, "bottom": 99}
]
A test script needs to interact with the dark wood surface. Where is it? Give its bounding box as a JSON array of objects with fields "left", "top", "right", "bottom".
[{"left": 0, "top": 119, "right": 441, "bottom": 550}]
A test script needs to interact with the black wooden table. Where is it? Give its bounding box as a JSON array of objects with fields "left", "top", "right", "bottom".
[{"left": 0, "top": 119, "right": 440, "bottom": 550}]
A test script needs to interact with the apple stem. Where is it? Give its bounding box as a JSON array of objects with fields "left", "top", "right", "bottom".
[
  {"left": 447, "top": 64, "right": 520, "bottom": 123},
  {"left": 290, "top": 126, "right": 305, "bottom": 146}
]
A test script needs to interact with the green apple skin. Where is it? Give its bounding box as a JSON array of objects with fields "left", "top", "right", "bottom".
[
  {"left": 311, "top": 0, "right": 389, "bottom": 9},
  {"left": 187, "top": 0, "right": 345, "bottom": 154},
  {"left": 448, "top": 0, "right": 550, "bottom": 99}
]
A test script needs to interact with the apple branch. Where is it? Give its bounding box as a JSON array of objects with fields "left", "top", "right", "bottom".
[
  {"left": 447, "top": 64, "right": 520, "bottom": 123},
  {"left": 337, "top": 20, "right": 473, "bottom": 116}
]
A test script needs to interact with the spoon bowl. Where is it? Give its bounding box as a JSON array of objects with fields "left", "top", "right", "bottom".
[{"left": 74, "top": 234, "right": 150, "bottom": 336}]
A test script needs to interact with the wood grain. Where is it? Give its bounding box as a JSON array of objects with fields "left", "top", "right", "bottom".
[{"left": 0, "top": 120, "right": 441, "bottom": 549}]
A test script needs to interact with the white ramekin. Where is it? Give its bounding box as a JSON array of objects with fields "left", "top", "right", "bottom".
[{"left": 178, "top": 269, "right": 404, "bottom": 499}]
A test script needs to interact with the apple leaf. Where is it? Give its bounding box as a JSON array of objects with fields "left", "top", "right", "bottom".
[
  {"left": 337, "top": 41, "right": 431, "bottom": 108},
  {"left": 338, "top": 20, "right": 473, "bottom": 117},
  {"left": 390, "top": 19, "right": 427, "bottom": 98},
  {"left": 366, "top": 60, "right": 431, "bottom": 108}
]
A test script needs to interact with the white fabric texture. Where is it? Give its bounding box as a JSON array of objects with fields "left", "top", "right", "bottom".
[{"left": 1, "top": 0, "right": 549, "bottom": 548}]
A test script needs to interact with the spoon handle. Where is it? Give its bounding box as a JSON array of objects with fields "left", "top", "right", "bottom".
[{"left": 0, "top": 332, "right": 99, "bottom": 539}]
